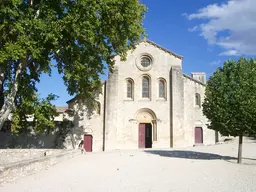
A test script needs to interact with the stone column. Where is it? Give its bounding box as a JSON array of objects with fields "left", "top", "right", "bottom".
[
  {"left": 170, "top": 66, "right": 185, "bottom": 147},
  {"left": 105, "top": 67, "right": 119, "bottom": 150}
]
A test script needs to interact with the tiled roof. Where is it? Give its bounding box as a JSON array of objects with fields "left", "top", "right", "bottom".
[{"left": 55, "top": 106, "right": 69, "bottom": 113}]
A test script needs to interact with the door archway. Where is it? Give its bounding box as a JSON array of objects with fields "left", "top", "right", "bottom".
[
  {"left": 195, "top": 127, "right": 203, "bottom": 144},
  {"left": 136, "top": 108, "right": 157, "bottom": 148}
]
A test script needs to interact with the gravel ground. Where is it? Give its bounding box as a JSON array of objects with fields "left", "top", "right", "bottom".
[{"left": 1, "top": 141, "right": 256, "bottom": 192}]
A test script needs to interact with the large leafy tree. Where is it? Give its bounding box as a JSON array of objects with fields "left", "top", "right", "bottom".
[
  {"left": 203, "top": 58, "right": 256, "bottom": 163},
  {"left": 0, "top": 0, "right": 146, "bottom": 130},
  {"left": 11, "top": 93, "right": 58, "bottom": 134}
]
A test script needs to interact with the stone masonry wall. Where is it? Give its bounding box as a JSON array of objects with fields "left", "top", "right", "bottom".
[
  {"left": 170, "top": 66, "right": 185, "bottom": 147},
  {"left": 0, "top": 132, "right": 57, "bottom": 149},
  {"left": 105, "top": 67, "right": 119, "bottom": 151},
  {"left": 0, "top": 149, "right": 79, "bottom": 184},
  {"left": 66, "top": 86, "right": 105, "bottom": 152},
  {"left": 68, "top": 40, "right": 216, "bottom": 151},
  {"left": 111, "top": 41, "right": 182, "bottom": 149},
  {"left": 183, "top": 76, "right": 215, "bottom": 146}
]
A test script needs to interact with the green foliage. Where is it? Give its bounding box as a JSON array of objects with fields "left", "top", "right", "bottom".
[
  {"left": 203, "top": 58, "right": 256, "bottom": 137},
  {"left": 0, "top": 0, "right": 146, "bottom": 98},
  {"left": 0, "top": 0, "right": 146, "bottom": 131},
  {"left": 12, "top": 93, "right": 58, "bottom": 134}
]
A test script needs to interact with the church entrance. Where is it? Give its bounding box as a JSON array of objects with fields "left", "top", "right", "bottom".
[
  {"left": 136, "top": 108, "right": 157, "bottom": 149},
  {"left": 138, "top": 123, "right": 152, "bottom": 148},
  {"left": 195, "top": 127, "right": 203, "bottom": 144}
]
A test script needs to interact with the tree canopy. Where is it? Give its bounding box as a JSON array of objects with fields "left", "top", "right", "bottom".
[
  {"left": 202, "top": 57, "right": 256, "bottom": 163},
  {"left": 11, "top": 93, "right": 58, "bottom": 134},
  {"left": 0, "top": 0, "right": 146, "bottom": 131},
  {"left": 203, "top": 58, "right": 256, "bottom": 136}
]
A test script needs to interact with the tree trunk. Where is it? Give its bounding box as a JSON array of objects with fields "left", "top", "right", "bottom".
[
  {"left": 215, "top": 131, "right": 219, "bottom": 143},
  {"left": 0, "top": 61, "right": 25, "bottom": 130},
  {"left": 0, "top": 72, "right": 4, "bottom": 108},
  {"left": 237, "top": 134, "right": 243, "bottom": 164},
  {"left": 0, "top": 108, "right": 12, "bottom": 130},
  {"left": 0, "top": 72, "right": 4, "bottom": 92},
  {"left": 70, "top": 127, "right": 76, "bottom": 149}
]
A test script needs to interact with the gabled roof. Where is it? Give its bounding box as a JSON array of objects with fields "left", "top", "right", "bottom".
[
  {"left": 66, "top": 39, "right": 183, "bottom": 104},
  {"left": 55, "top": 106, "right": 69, "bottom": 113},
  {"left": 66, "top": 96, "right": 77, "bottom": 104},
  {"left": 66, "top": 80, "right": 106, "bottom": 104},
  {"left": 137, "top": 38, "right": 183, "bottom": 60}
]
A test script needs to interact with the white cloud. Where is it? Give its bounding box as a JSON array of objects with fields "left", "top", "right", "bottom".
[
  {"left": 219, "top": 50, "right": 239, "bottom": 56},
  {"left": 188, "top": 26, "right": 198, "bottom": 32},
  {"left": 186, "top": 0, "right": 256, "bottom": 56},
  {"left": 209, "top": 60, "right": 221, "bottom": 66}
]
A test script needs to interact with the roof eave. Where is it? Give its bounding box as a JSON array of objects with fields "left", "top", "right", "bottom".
[
  {"left": 136, "top": 38, "right": 183, "bottom": 60},
  {"left": 183, "top": 73, "right": 206, "bottom": 86}
]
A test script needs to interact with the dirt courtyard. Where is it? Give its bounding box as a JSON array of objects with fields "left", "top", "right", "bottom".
[{"left": 1, "top": 141, "right": 256, "bottom": 192}]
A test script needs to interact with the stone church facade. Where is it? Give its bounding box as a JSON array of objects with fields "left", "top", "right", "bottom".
[{"left": 66, "top": 39, "right": 216, "bottom": 152}]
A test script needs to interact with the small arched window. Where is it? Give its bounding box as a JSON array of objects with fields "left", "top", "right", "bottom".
[
  {"left": 195, "top": 93, "right": 201, "bottom": 107},
  {"left": 158, "top": 79, "right": 166, "bottom": 98},
  {"left": 142, "top": 76, "right": 150, "bottom": 98},
  {"left": 126, "top": 79, "right": 134, "bottom": 99}
]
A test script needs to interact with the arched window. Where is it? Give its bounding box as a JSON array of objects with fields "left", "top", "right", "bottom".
[
  {"left": 142, "top": 76, "right": 150, "bottom": 98},
  {"left": 127, "top": 79, "right": 134, "bottom": 99},
  {"left": 195, "top": 93, "right": 201, "bottom": 107},
  {"left": 158, "top": 79, "right": 166, "bottom": 98}
]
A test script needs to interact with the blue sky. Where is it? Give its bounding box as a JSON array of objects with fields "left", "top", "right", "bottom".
[{"left": 37, "top": 0, "right": 256, "bottom": 106}]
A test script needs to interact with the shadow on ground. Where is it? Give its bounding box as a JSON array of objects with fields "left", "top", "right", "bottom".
[{"left": 144, "top": 150, "right": 238, "bottom": 160}]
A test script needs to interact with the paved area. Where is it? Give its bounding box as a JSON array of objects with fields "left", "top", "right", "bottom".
[{"left": 1, "top": 141, "right": 256, "bottom": 192}]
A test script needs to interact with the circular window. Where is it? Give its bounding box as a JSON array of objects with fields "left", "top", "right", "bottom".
[
  {"left": 136, "top": 54, "right": 153, "bottom": 71},
  {"left": 141, "top": 56, "right": 151, "bottom": 68}
]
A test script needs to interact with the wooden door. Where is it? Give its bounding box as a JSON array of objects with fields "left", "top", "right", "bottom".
[
  {"left": 145, "top": 123, "right": 152, "bottom": 148},
  {"left": 195, "top": 127, "right": 203, "bottom": 144},
  {"left": 84, "top": 134, "right": 93, "bottom": 152},
  {"left": 138, "top": 123, "right": 146, "bottom": 148}
]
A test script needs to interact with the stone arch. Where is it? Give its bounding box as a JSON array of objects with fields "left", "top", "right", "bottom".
[
  {"left": 136, "top": 108, "right": 156, "bottom": 122},
  {"left": 135, "top": 108, "right": 157, "bottom": 141},
  {"left": 195, "top": 120, "right": 203, "bottom": 126}
]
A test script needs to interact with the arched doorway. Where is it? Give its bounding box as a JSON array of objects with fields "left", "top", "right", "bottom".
[
  {"left": 136, "top": 108, "right": 157, "bottom": 148},
  {"left": 194, "top": 127, "right": 203, "bottom": 144},
  {"left": 84, "top": 134, "right": 93, "bottom": 152},
  {"left": 194, "top": 121, "right": 203, "bottom": 144}
]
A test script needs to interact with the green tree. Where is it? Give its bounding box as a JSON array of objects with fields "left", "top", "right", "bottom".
[
  {"left": 0, "top": 0, "right": 146, "bottom": 130},
  {"left": 11, "top": 93, "right": 58, "bottom": 134},
  {"left": 203, "top": 58, "right": 256, "bottom": 163}
]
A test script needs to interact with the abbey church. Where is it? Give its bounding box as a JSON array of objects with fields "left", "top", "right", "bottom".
[{"left": 66, "top": 39, "right": 216, "bottom": 152}]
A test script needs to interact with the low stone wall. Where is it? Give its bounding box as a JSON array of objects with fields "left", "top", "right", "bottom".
[
  {"left": 0, "top": 149, "right": 80, "bottom": 184},
  {"left": 0, "top": 149, "right": 64, "bottom": 165},
  {"left": 0, "top": 132, "right": 82, "bottom": 150},
  {"left": 0, "top": 132, "right": 58, "bottom": 148}
]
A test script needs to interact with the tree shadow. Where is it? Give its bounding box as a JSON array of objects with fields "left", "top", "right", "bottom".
[{"left": 145, "top": 150, "right": 238, "bottom": 160}]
